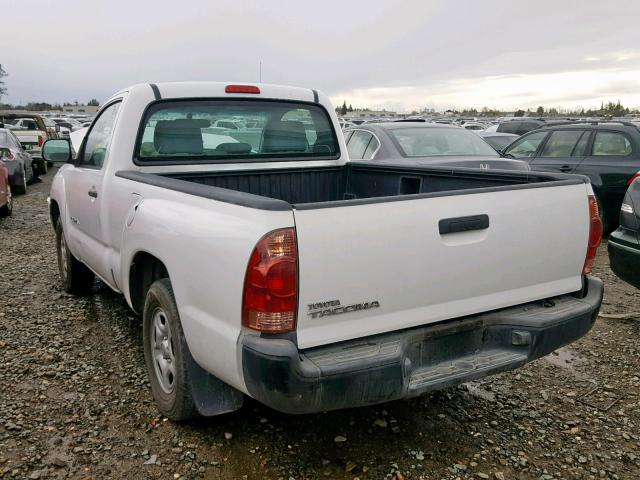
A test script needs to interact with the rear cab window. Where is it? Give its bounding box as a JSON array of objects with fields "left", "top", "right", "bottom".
[{"left": 136, "top": 100, "right": 339, "bottom": 164}]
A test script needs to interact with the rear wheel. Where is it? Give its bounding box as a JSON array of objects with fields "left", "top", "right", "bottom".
[
  {"left": 143, "top": 278, "right": 198, "bottom": 421},
  {"left": 13, "top": 168, "right": 27, "bottom": 195},
  {"left": 0, "top": 185, "right": 12, "bottom": 217},
  {"left": 55, "top": 219, "right": 95, "bottom": 294}
]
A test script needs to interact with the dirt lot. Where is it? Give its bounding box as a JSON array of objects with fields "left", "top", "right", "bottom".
[{"left": 1, "top": 169, "right": 639, "bottom": 480}]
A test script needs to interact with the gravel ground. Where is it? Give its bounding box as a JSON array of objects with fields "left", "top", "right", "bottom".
[{"left": 1, "top": 169, "right": 639, "bottom": 480}]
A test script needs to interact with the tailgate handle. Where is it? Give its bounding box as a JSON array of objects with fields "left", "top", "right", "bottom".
[{"left": 439, "top": 214, "right": 489, "bottom": 235}]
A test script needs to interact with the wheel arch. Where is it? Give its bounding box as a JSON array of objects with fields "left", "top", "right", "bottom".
[
  {"left": 128, "top": 251, "right": 169, "bottom": 315},
  {"left": 49, "top": 199, "right": 60, "bottom": 231}
]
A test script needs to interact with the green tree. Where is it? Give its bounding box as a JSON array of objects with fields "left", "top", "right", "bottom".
[
  {"left": 87, "top": 98, "right": 99, "bottom": 106},
  {"left": 514, "top": 109, "right": 525, "bottom": 117},
  {"left": 340, "top": 101, "right": 347, "bottom": 116},
  {"left": 536, "top": 106, "right": 544, "bottom": 115},
  {"left": 0, "top": 64, "right": 7, "bottom": 100},
  {"left": 348, "top": 104, "right": 353, "bottom": 112}
]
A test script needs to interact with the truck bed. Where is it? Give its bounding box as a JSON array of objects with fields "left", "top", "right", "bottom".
[
  {"left": 116, "top": 162, "right": 590, "bottom": 348},
  {"left": 118, "top": 162, "right": 585, "bottom": 209}
]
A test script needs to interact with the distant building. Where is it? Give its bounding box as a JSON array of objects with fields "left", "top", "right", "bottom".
[
  {"left": 348, "top": 109, "right": 398, "bottom": 118},
  {"left": 62, "top": 105, "right": 100, "bottom": 114}
]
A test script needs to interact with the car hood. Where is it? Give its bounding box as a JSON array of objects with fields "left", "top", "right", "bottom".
[{"left": 375, "top": 155, "right": 530, "bottom": 171}]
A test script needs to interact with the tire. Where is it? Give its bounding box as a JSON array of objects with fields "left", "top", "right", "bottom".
[
  {"left": 38, "top": 159, "right": 48, "bottom": 175},
  {"left": 596, "top": 197, "right": 610, "bottom": 236},
  {"left": 143, "top": 278, "right": 198, "bottom": 421},
  {"left": 0, "top": 185, "right": 12, "bottom": 217},
  {"left": 55, "top": 219, "right": 95, "bottom": 294},
  {"left": 13, "top": 168, "right": 27, "bottom": 195}
]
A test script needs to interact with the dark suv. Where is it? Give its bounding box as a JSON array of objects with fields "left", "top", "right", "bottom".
[{"left": 503, "top": 122, "right": 640, "bottom": 232}]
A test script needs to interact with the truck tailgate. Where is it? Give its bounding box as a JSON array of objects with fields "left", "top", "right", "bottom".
[{"left": 293, "top": 183, "right": 590, "bottom": 349}]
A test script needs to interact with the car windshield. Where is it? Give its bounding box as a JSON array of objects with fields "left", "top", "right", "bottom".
[
  {"left": 390, "top": 127, "right": 498, "bottom": 157},
  {"left": 136, "top": 100, "right": 339, "bottom": 163},
  {"left": 43, "top": 119, "right": 56, "bottom": 127}
]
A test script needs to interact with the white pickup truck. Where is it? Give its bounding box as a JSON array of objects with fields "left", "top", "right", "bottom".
[{"left": 43, "top": 82, "right": 603, "bottom": 421}]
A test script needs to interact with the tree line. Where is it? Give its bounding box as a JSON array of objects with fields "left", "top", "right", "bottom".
[{"left": 337, "top": 99, "right": 639, "bottom": 118}]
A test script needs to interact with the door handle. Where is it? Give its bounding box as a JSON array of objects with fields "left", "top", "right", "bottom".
[
  {"left": 88, "top": 188, "right": 98, "bottom": 199},
  {"left": 439, "top": 214, "right": 489, "bottom": 235},
  {"left": 559, "top": 165, "right": 572, "bottom": 172}
]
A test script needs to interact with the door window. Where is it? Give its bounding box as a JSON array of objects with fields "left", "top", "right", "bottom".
[
  {"left": 80, "top": 102, "right": 121, "bottom": 168},
  {"left": 540, "top": 130, "right": 584, "bottom": 157},
  {"left": 592, "top": 132, "right": 632, "bottom": 156},
  {"left": 573, "top": 131, "right": 590, "bottom": 156},
  {"left": 347, "top": 130, "right": 373, "bottom": 160},
  {"left": 504, "top": 131, "right": 548, "bottom": 158}
]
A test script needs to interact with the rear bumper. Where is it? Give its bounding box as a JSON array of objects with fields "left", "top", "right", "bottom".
[
  {"left": 241, "top": 276, "right": 603, "bottom": 414},
  {"left": 608, "top": 236, "right": 640, "bottom": 289}
]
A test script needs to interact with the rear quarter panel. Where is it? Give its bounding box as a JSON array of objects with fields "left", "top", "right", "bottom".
[{"left": 119, "top": 183, "right": 294, "bottom": 392}]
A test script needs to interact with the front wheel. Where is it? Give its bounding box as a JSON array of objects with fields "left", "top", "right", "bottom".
[
  {"left": 143, "top": 279, "right": 197, "bottom": 421},
  {"left": 55, "top": 219, "right": 95, "bottom": 294}
]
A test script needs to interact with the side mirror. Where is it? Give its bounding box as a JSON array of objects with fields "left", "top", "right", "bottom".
[{"left": 42, "top": 139, "right": 72, "bottom": 164}]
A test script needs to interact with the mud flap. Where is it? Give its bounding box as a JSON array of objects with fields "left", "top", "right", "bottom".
[{"left": 185, "top": 347, "right": 244, "bottom": 417}]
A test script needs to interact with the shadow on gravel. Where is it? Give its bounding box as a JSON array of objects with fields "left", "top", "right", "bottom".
[{"left": 78, "top": 284, "right": 489, "bottom": 478}]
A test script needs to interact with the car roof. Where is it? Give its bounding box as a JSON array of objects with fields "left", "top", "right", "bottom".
[
  {"left": 478, "top": 132, "right": 518, "bottom": 137},
  {"left": 537, "top": 122, "right": 640, "bottom": 132},
  {"left": 347, "top": 121, "right": 461, "bottom": 131}
]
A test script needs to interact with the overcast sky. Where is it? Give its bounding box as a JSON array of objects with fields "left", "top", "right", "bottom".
[{"left": 3, "top": 0, "right": 640, "bottom": 112}]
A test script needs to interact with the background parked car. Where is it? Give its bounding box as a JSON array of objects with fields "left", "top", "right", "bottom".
[
  {"left": 50, "top": 117, "right": 84, "bottom": 132},
  {"left": 0, "top": 113, "right": 52, "bottom": 174},
  {"left": 608, "top": 173, "right": 640, "bottom": 288},
  {"left": 0, "top": 157, "right": 13, "bottom": 217},
  {"left": 502, "top": 122, "right": 640, "bottom": 232},
  {"left": 0, "top": 129, "right": 34, "bottom": 194},
  {"left": 478, "top": 132, "right": 519, "bottom": 152},
  {"left": 344, "top": 122, "right": 530, "bottom": 170}
]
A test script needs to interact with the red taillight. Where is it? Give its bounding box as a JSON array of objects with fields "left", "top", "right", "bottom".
[
  {"left": 38, "top": 135, "right": 44, "bottom": 147},
  {"left": 627, "top": 171, "right": 640, "bottom": 186},
  {"left": 242, "top": 228, "right": 298, "bottom": 333},
  {"left": 583, "top": 195, "right": 603, "bottom": 274},
  {"left": 225, "top": 85, "right": 261, "bottom": 94}
]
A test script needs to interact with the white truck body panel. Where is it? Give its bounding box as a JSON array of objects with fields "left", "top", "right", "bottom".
[
  {"left": 46, "top": 81, "right": 598, "bottom": 407},
  {"left": 293, "top": 184, "right": 589, "bottom": 348}
]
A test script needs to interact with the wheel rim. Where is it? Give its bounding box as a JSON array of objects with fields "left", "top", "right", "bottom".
[
  {"left": 59, "top": 232, "right": 68, "bottom": 278},
  {"left": 22, "top": 169, "right": 27, "bottom": 189},
  {"left": 151, "top": 308, "right": 176, "bottom": 394},
  {"left": 6, "top": 185, "right": 11, "bottom": 213}
]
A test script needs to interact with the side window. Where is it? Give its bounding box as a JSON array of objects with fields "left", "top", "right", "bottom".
[
  {"left": 347, "top": 130, "right": 373, "bottom": 160},
  {"left": 80, "top": 102, "right": 121, "bottom": 168},
  {"left": 592, "top": 132, "right": 632, "bottom": 156},
  {"left": 540, "top": 130, "right": 584, "bottom": 157},
  {"left": 504, "top": 131, "right": 548, "bottom": 159},
  {"left": 9, "top": 132, "right": 21, "bottom": 149},
  {"left": 363, "top": 135, "right": 380, "bottom": 159},
  {"left": 573, "top": 131, "right": 590, "bottom": 157},
  {"left": 343, "top": 130, "right": 353, "bottom": 143}
]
